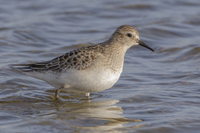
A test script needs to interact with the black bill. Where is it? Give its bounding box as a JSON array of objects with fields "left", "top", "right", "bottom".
[{"left": 138, "top": 40, "right": 154, "bottom": 52}]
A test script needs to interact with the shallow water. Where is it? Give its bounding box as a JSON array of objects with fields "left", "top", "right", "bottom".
[{"left": 1, "top": 0, "right": 200, "bottom": 132}]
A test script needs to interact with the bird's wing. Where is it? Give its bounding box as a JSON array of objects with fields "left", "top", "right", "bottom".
[{"left": 11, "top": 45, "right": 103, "bottom": 72}]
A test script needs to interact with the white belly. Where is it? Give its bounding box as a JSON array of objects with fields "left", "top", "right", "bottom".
[
  {"left": 59, "top": 68, "right": 122, "bottom": 93},
  {"left": 25, "top": 67, "right": 122, "bottom": 93}
]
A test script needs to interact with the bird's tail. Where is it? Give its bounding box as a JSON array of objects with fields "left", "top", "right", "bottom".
[{"left": 10, "top": 62, "right": 49, "bottom": 72}]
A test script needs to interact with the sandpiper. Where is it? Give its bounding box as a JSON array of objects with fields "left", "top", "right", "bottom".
[{"left": 12, "top": 25, "right": 154, "bottom": 99}]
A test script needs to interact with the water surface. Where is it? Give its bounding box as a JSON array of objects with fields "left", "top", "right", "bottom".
[{"left": 0, "top": 0, "right": 200, "bottom": 132}]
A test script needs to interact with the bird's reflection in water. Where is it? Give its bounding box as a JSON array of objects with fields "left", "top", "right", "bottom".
[
  {"left": 54, "top": 96, "right": 142, "bottom": 131},
  {"left": 0, "top": 93, "right": 142, "bottom": 132}
]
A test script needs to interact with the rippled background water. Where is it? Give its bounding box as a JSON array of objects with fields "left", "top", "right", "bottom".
[{"left": 0, "top": 0, "right": 200, "bottom": 132}]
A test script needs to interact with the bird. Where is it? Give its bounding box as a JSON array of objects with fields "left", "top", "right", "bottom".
[{"left": 12, "top": 25, "right": 154, "bottom": 100}]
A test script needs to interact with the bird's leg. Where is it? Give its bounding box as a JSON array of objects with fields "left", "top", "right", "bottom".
[{"left": 55, "top": 86, "right": 64, "bottom": 100}]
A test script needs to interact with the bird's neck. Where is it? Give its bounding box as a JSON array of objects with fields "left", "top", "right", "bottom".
[{"left": 99, "top": 41, "right": 127, "bottom": 74}]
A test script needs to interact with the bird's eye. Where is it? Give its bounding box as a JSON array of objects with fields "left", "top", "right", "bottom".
[{"left": 126, "top": 33, "right": 132, "bottom": 37}]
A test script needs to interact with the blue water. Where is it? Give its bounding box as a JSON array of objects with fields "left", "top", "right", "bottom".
[{"left": 0, "top": 0, "right": 200, "bottom": 132}]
